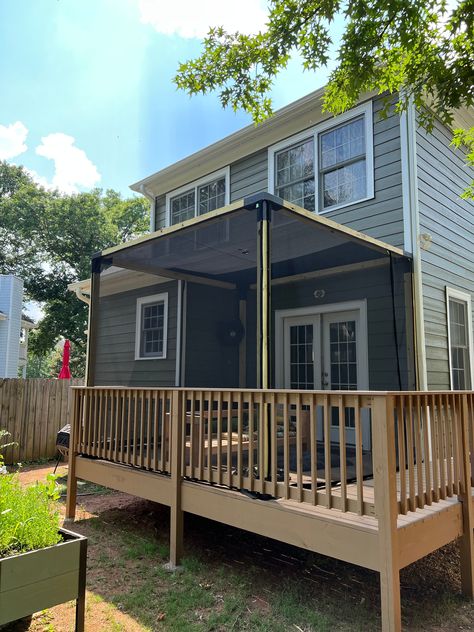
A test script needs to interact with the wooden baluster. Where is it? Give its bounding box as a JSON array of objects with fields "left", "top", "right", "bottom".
[
  {"left": 198, "top": 391, "right": 204, "bottom": 480},
  {"left": 270, "top": 393, "right": 278, "bottom": 498},
  {"left": 444, "top": 394, "right": 454, "bottom": 496},
  {"left": 216, "top": 391, "right": 222, "bottom": 486},
  {"left": 406, "top": 394, "right": 416, "bottom": 512},
  {"left": 226, "top": 392, "right": 233, "bottom": 489},
  {"left": 146, "top": 390, "right": 152, "bottom": 470},
  {"left": 237, "top": 391, "right": 243, "bottom": 491},
  {"left": 152, "top": 391, "right": 159, "bottom": 471},
  {"left": 97, "top": 389, "right": 103, "bottom": 459},
  {"left": 460, "top": 392, "right": 474, "bottom": 597},
  {"left": 438, "top": 394, "right": 447, "bottom": 499},
  {"left": 429, "top": 393, "right": 440, "bottom": 503},
  {"left": 189, "top": 391, "right": 195, "bottom": 477},
  {"left": 339, "top": 395, "right": 347, "bottom": 513},
  {"left": 452, "top": 394, "right": 461, "bottom": 495},
  {"left": 396, "top": 395, "right": 407, "bottom": 515},
  {"left": 283, "top": 392, "right": 289, "bottom": 499},
  {"left": 324, "top": 394, "right": 332, "bottom": 509},
  {"left": 355, "top": 395, "right": 364, "bottom": 516},
  {"left": 422, "top": 395, "right": 432, "bottom": 506},
  {"left": 310, "top": 395, "right": 317, "bottom": 506},
  {"left": 248, "top": 391, "right": 254, "bottom": 492},
  {"left": 295, "top": 393, "right": 302, "bottom": 502},
  {"left": 413, "top": 396, "right": 424, "bottom": 508},
  {"left": 206, "top": 391, "right": 212, "bottom": 482}
]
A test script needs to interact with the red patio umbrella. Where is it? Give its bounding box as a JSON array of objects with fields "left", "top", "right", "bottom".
[{"left": 58, "top": 339, "right": 72, "bottom": 379}]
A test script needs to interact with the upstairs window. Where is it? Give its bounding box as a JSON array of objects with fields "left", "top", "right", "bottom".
[
  {"left": 135, "top": 293, "right": 168, "bottom": 360},
  {"left": 270, "top": 102, "right": 373, "bottom": 214},
  {"left": 167, "top": 168, "right": 229, "bottom": 226},
  {"left": 447, "top": 288, "right": 473, "bottom": 390},
  {"left": 320, "top": 116, "right": 366, "bottom": 209}
]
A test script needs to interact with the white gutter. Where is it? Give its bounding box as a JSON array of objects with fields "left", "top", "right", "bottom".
[{"left": 67, "top": 281, "right": 91, "bottom": 306}]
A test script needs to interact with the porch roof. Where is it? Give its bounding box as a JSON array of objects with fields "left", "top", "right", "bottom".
[{"left": 94, "top": 194, "right": 408, "bottom": 286}]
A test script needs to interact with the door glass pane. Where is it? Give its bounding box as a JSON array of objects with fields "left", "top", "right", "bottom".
[
  {"left": 289, "top": 324, "right": 314, "bottom": 389},
  {"left": 329, "top": 319, "right": 357, "bottom": 428}
]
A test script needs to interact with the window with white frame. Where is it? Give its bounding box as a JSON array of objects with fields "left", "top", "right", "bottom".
[
  {"left": 270, "top": 102, "right": 373, "bottom": 214},
  {"left": 446, "top": 288, "right": 473, "bottom": 390},
  {"left": 135, "top": 293, "right": 168, "bottom": 360},
  {"left": 167, "top": 168, "right": 229, "bottom": 226}
]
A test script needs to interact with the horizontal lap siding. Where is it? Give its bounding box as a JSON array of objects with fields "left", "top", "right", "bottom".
[
  {"left": 416, "top": 118, "right": 474, "bottom": 389},
  {"left": 230, "top": 151, "right": 268, "bottom": 201},
  {"left": 93, "top": 281, "right": 178, "bottom": 386}
]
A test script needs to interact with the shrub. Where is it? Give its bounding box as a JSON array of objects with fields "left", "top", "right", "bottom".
[{"left": 0, "top": 473, "right": 61, "bottom": 557}]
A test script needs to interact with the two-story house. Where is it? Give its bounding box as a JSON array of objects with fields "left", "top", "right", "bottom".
[{"left": 67, "top": 89, "right": 474, "bottom": 632}]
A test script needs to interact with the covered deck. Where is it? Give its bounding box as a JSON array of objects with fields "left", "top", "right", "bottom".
[{"left": 66, "top": 195, "right": 474, "bottom": 631}]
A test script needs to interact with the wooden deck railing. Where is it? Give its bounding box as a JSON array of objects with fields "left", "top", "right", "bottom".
[{"left": 70, "top": 387, "right": 474, "bottom": 520}]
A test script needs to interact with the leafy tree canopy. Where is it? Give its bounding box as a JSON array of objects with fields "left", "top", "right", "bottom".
[
  {"left": 175, "top": 0, "right": 474, "bottom": 194},
  {"left": 0, "top": 162, "right": 149, "bottom": 375}
]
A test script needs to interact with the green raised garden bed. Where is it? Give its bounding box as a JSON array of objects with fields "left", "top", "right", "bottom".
[{"left": 0, "top": 527, "right": 87, "bottom": 631}]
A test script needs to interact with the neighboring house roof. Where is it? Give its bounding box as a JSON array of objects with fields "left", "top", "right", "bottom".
[
  {"left": 0, "top": 310, "right": 6, "bottom": 321},
  {"left": 21, "top": 313, "right": 36, "bottom": 329}
]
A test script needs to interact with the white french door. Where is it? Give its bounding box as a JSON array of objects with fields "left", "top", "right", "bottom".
[{"left": 278, "top": 303, "right": 370, "bottom": 448}]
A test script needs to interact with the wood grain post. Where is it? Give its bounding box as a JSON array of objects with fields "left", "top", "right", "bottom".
[
  {"left": 65, "top": 389, "right": 79, "bottom": 521},
  {"left": 372, "top": 394, "right": 401, "bottom": 632},
  {"left": 169, "top": 390, "right": 184, "bottom": 568},
  {"left": 459, "top": 394, "right": 474, "bottom": 597}
]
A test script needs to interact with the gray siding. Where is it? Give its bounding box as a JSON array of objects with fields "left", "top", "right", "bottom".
[
  {"left": 94, "top": 281, "right": 178, "bottom": 387},
  {"left": 153, "top": 96, "right": 404, "bottom": 248},
  {"left": 417, "top": 118, "right": 474, "bottom": 389}
]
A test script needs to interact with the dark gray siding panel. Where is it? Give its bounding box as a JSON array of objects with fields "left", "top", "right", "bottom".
[
  {"left": 417, "top": 118, "right": 474, "bottom": 389},
  {"left": 154, "top": 195, "right": 166, "bottom": 231},
  {"left": 94, "top": 281, "right": 178, "bottom": 387},
  {"left": 230, "top": 150, "right": 268, "bottom": 201},
  {"left": 184, "top": 283, "right": 240, "bottom": 388}
]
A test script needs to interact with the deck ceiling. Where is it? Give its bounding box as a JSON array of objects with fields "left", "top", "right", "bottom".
[{"left": 101, "top": 196, "right": 407, "bottom": 284}]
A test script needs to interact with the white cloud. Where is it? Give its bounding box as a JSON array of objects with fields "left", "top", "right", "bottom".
[
  {"left": 35, "top": 133, "right": 101, "bottom": 194},
  {"left": 138, "top": 0, "right": 268, "bottom": 38},
  {"left": 25, "top": 167, "right": 53, "bottom": 191},
  {"left": 0, "top": 121, "right": 28, "bottom": 160}
]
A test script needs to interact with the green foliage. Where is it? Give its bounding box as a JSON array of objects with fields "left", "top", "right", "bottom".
[
  {"left": 0, "top": 473, "right": 61, "bottom": 557},
  {"left": 0, "top": 429, "right": 17, "bottom": 471},
  {"left": 0, "top": 163, "right": 150, "bottom": 375},
  {"left": 175, "top": 0, "right": 474, "bottom": 194}
]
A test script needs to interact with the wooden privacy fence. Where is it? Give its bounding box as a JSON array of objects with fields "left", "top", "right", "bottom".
[
  {"left": 0, "top": 379, "right": 82, "bottom": 464},
  {"left": 71, "top": 387, "right": 474, "bottom": 521}
]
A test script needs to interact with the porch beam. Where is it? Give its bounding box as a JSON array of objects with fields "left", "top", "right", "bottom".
[
  {"left": 111, "top": 258, "right": 236, "bottom": 290},
  {"left": 249, "top": 257, "right": 389, "bottom": 290}
]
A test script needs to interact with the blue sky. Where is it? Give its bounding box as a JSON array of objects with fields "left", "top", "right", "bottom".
[{"left": 0, "top": 0, "right": 342, "bottom": 197}]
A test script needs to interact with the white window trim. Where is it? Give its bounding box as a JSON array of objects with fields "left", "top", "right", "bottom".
[
  {"left": 446, "top": 287, "right": 474, "bottom": 390},
  {"left": 165, "top": 166, "right": 230, "bottom": 227},
  {"left": 268, "top": 101, "right": 374, "bottom": 214},
  {"left": 135, "top": 292, "right": 169, "bottom": 361}
]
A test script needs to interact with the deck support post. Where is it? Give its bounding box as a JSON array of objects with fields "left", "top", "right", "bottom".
[
  {"left": 459, "top": 394, "right": 474, "bottom": 597},
  {"left": 372, "top": 395, "right": 401, "bottom": 632},
  {"left": 65, "top": 389, "right": 78, "bottom": 521},
  {"left": 169, "top": 390, "right": 184, "bottom": 568}
]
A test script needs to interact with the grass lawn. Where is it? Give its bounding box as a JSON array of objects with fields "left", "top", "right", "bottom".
[{"left": 6, "top": 462, "right": 474, "bottom": 631}]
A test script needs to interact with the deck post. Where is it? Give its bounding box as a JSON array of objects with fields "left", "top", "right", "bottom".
[
  {"left": 459, "top": 394, "right": 474, "bottom": 597},
  {"left": 169, "top": 389, "right": 184, "bottom": 568},
  {"left": 65, "top": 389, "right": 79, "bottom": 521},
  {"left": 372, "top": 394, "right": 401, "bottom": 632}
]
